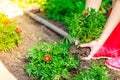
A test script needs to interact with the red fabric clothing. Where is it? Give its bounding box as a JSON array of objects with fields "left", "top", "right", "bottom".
[{"left": 93, "top": 8, "right": 120, "bottom": 58}]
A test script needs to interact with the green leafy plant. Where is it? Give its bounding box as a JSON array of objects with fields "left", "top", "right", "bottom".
[
  {"left": 35, "top": 0, "right": 47, "bottom": 12},
  {"left": 0, "top": 13, "right": 21, "bottom": 51},
  {"left": 65, "top": 9, "right": 107, "bottom": 43},
  {"left": 25, "top": 41, "right": 80, "bottom": 80},
  {"left": 73, "top": 63, "right": 112, "bottom": 80},
  {"left": 100, "top": 0, "right": 111, "bottom": 14},
  {"left": 44, "top": 0, "right": 85, "bottom": 22}
]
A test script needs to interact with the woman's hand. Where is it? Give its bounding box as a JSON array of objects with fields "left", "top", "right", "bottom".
[{"left": 80, "top": 40, "right": 103, "bottom": 60}]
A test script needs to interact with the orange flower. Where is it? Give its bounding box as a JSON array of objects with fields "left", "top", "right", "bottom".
[
  {"left": 44, "top": 55, "right": 51, "bottom": 62},
  {"left": 16, "top": 27, "right": 22, "bottom": 33},
  {"left": 82, "top": 10, "right": 89, "bottom": 16},
  {"left": 3, "top": 18, "right": 11, "bottom": 24}
]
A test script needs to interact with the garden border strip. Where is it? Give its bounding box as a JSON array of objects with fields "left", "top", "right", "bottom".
[
  {"left": 24, "top": 11, "right": 68, "bottom": 37},
  {"left": 0, "top": 61, "right": 17, "bottom": 80}
]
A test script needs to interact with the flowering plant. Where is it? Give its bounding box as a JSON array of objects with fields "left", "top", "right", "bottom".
[
  {"left": 25, "top": 41, "right": 80, "bottom": 79},
  {"left": 0, "top": 13, "right": 21, "bottom": 51}
]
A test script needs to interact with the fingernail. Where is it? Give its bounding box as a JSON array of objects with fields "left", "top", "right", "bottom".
[{"left": 74, "top": 40, "right": 79, "bottom": 45}]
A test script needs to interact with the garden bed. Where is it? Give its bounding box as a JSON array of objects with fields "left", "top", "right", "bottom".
[
  {"left": 24, "top": 10, "right": 120, "bottom": 80},
  {"left": 0, "top": 14, "right": 61, "bottom": 80},
  {"left": 0, "top": 1, "right": 120, "bottom": 80}
]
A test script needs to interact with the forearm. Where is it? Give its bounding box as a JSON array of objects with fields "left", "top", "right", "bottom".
[
  {"left": 86, "top": 0, "right": 102, "bottom": 11},
  {"left": 99, "top": 0, "right": 120, "bottom": 45},
  {"left": 112, "top": 0, "right": 117, "bottom": 7}
]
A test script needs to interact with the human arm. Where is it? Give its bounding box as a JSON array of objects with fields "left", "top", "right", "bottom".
[
  {"left": 86, "top": 0, "right": 102, "bottom": 11},
  {"left": 81, "top": 0, "right": 120, "bottom": 60}
]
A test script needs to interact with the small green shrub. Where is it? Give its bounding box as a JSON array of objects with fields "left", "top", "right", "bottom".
[
  {"left": 73, "top": 63, "right": 112, "bottom": 80},
  {"left": 35, "top": 0, "right": 47, "bottom": 12},
  {"left": 45, "top": 0, "right": 85, "bottom": 21},
  {"left": 0, "top": 13, "right": 21, "bottom": 51},
  {"left": 100, "top": 0, "right": 111, "bottom": 14},
  {"left": 25, "top": 41, "right": 80, "bottom": 80},
  {"left": 65, "top": 9, "right": 107, "bottom": 43}
]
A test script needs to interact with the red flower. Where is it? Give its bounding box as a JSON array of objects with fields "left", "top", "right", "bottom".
[
  {"left": 44, "top": 55, "right": 51, "bottom": 62},
  {"left": 16, "top": 27, "right": 22, "bottom": 33}
]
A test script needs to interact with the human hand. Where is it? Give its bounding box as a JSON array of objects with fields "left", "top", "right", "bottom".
[{"left": 80, "top": 40, "right": 103, "bottom": 60}]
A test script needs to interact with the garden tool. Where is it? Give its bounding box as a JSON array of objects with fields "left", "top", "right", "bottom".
[{"left": 93, "top": 8, "right": 120, "bottom": 59}]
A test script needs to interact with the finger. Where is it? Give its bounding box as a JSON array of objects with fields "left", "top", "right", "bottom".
[
  {"left": 81, "top": 51, "right": 95, "bottom": 60},
  {"left": 74, "top": 40, "right": 79, "bottom": 45},
  {"left": 80, "top": 43, "right": 91, "bottom": 47},
  {"left": 81, "top": 57, "right": 91, "bottom": 60}
]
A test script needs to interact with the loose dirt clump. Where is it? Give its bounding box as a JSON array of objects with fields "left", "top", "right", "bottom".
[{"left": 70, "top": 45, "right": 120, "bottom": 80}]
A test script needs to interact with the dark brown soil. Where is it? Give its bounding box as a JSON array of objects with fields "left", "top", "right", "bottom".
[{"left": 70, "top": 45, "right": 120, "bottom": 80}]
